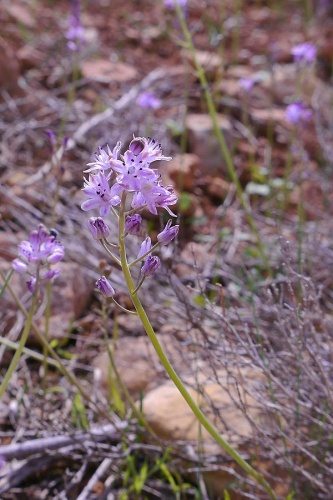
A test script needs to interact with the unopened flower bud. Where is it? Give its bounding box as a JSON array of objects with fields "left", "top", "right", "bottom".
[
  {"left": 129, "top": 138, "right": 145, "bottom": 155},
  {"left": 88, "top": 217, "right": 110, "bottom": 240},
  {"left": 26, "top": 277, "right": 36, "bottom": 293},
  {"left": 157, "top": 219, "right": 179, "bottom": 245},
  {"left": 48, "top": 246, "right": 65, "bottom": 264},
  {"left": 95, "top": 276, "right": 115, "bottom": 298},
  {"left": 44, "top": 269, "right": 60, "bottom": 281},
  {"left": 141, "top": 256, "right": 161, "bottom": 277},
  {"left": 125, "top": 214, "right": 142, "bottom": 235},
  {"left": 12, "top": 259, "right": 28, "bottom": 273},
  {"left": 137, "top": 237, "right": 152, "bottom": 260}
]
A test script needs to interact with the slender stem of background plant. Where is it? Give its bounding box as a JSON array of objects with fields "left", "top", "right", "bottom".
[
  {"left": 0, "top": 336, "right": 61, "bottom": 369},
  {"left": 117, "top": 197, "right": 276, "bottom": 499},
  {"left": 174, "top": 3, "right": 269, "bottom": 271},
  {"left": 42, "top": 280, "right": 52, "bottom": 412},
  {"left": 0, "top": 294, "right": 38, "bottom": 400},
  {"left": 249, "top": 288, "right": 296, "bottom": 487},
  {"left": 0, "top": 269, "right": 14, "bottom": 298}
]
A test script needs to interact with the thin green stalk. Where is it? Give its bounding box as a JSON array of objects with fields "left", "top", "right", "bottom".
[
  {"left": 42, "top": 280, "right": 52, "bottom": 411},
  {"left": 0, "top": 336, "right": 62, "bottom": 369},
  {"left": 173, "top": 3, "right": 269, "bottom": 270},
  {"left": 0, "top": 269, "right": 14, "bottom": 298},
  {"left": 0, "top": 294, "right": 38, "bottom": 400},
  {"left": 0, "top": 270, "right": 114, "bottom": 423},
  {"left": 117, "top": 195, "right": 276, "bottom": 499}
]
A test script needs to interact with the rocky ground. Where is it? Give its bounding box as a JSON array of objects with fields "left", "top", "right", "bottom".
[{"left": 0, "top": 0, "right": 333, "bottom": 498}]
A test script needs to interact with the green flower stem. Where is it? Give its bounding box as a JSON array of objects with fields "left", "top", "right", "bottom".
[
  {"left": 110, "top": 298, "right": 138, "bottom": 315},
  {"left": 0, "top": 294, "right": 38, "bottom": 400},
  {"left": 101, "top": 240, "right": 121, "bottom": 266},
  {"left": 118, "top": 197, "right": 276, "bottom": 499},
  {"left": 173, "top": 3, "right": 269, "bottom": 270}
]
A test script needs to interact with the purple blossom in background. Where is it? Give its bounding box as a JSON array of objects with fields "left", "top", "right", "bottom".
[
  {"left": 285, "top": 101, "right": 312, "bottom": 125},
  {"left": 66, "top": 0, "right": 86, "bottom": 52},
  {"left": 141, "top": 256, "right": 161, "bottom": 277},
  {"left": 239, "top": 77, "right": 256, "bottom": 92},
  {"left": 95, "top": 276, "right": 115, "bottom": 298},
  {"left": 12, "top": 225, "right": 64, "bottom": 292},
  {"left": 291, "top": 43, "right": 316, "bottom": 65},
  {"left": 137, "top": 92, "right": 162, "bottom": 110},
  {"left": 82, "top": 136, "right": 177, "bottom": 217},
  {"left": 165, "top": 0, "right": 187, "bottom": 9}
]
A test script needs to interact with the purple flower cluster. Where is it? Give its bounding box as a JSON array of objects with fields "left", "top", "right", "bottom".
[
  {"left": 66, "top": 0, "right": 86, "bottom": 52},
  {"left": 285, "top": 101, "right": 312, "bottom": 125},
  {"left": 12, "top": 225, "right": 64, "bottom": 292},
  {"left": 136, "top": 92, "right": 161, "bottom": 110},
  {"left": 291, "top": 43, "right": 316, "bottom": 65},
  {"left": 82, "top": 136, "right": 177, "bottom": 217},
  {"left": 165, "top": 0, "right": 188, "bottom": 9},
  {"left": 83, "top": 136, "right": 179, "bottom": 295}
]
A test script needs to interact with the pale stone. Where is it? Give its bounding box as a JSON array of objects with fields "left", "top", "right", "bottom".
[
  {"left": 162, "top": 154, "right": 200, "bottom": 192},
  {"left": 185, "top": 114, "right": 233, "bottom": 174},
  {"left": 80, "top": 59, "right": 138, "bottom": 84},
  {"left": 94, "top": 334, "right": 191, "bottom": 398},
  {"left": 181, "top": 49, "right": 222, "bottom": 79}
]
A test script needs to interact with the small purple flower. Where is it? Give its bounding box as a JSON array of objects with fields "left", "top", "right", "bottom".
[
  {"left": 137, "top": 237, "right": 152, "bottom": 260},
  {"left": 85, "top": 142, "right": 121, "bottom": 174},
  {"left": 47, "top": 246, "right": 65, "bottom": 264},
  {"left": 43, "top": 269, "right": 60, "bottom": 281},
  {"left": 136, "top": 92, "right": 162, "bottom": 110},
  {"left": 285, "top": 101, "right": 312, "bottom": 125},
  {"left": 141, "top": 256, "right": 161, "bottom": 277},
  {"left": 45, "top": 129, "right": 57, "bottom": 154},
  {"left": 81, "top": 171, "right": 121, "bottom": 216},
  {"left": 66, "top": 0, "right": 86, "bottom": 52},
  {"left": 26, "top": 277, "right": 36, "bottom": 294},
  {"left": 291, "top": 43, "right": 316, "bottom": 65},
  {"left": 95, "top": 276, "right": 115, "bottom": 298},
  {"left": 88, "top": 217, "right": 110, "bottom": 240},
  {"left": 239, "top": 77, "right": 256, "bottom": 92},
  {"left": 15, "top": 225, "right": 64, "bottom": 266},
  {"left": 157, "top": 219, "right": 179, "bottom": 245},
  {"left": 165, "top": 0, "right": 187, "bottom": 9},
  {"left": 12, "top": 225, "right": 64, "bottom": 292},
  {"left": 125, "top": 214, "right": 143, "bottom": 235},
  {"left": 12, "top": 259, "right": 28, "bottom": 273}
]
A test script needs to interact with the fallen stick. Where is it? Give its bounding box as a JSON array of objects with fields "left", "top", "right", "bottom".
[{"left": 0, "top": 422, "right": 128, "bottom": 461}]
